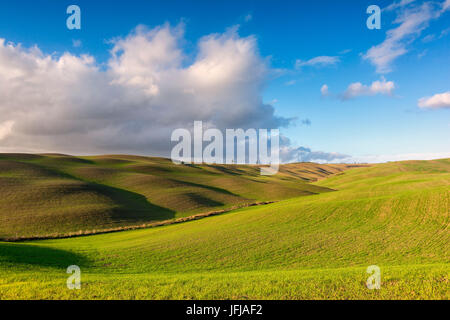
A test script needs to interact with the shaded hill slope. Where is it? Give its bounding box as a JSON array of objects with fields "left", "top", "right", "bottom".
[{"left": 0, "top": 153, "right": 359, "bottom": 239}]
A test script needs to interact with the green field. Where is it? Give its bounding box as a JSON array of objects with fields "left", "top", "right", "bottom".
[
  {"left": 0, "top": 153, "right": 353, "bottom": 240},
  {"left": 0, "top": 156, "right": 448, "bottom": 299}
]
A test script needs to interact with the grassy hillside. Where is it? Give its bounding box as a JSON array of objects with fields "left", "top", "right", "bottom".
[
  {"left": 0, "top": 158, "right": 448, "bottom": 299},
  {"left": 0, "top": 153, "right": 356, "bottom": 239}
]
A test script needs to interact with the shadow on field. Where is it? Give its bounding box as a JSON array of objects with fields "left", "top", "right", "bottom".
[
  {"left": 172, "top": 179, "right": 239, "bottom": 196},
  {"left": 207, "top": 165, "right": 246, "bottom": 176},
  {"left": 185, "top": 192, "right": 224, "bottom": 207},
  {"left": 0, "top": 243, "right": 89, "bottom": 268},
  {"left": 90, "top": 183, "right": 176, "bottom": 221},
  {"left": 47, "top": 166, "right": 177, "bottom": 222}
]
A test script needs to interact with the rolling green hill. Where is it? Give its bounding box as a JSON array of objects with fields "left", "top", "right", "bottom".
[
  {"left": 0, "top": 153, "right": 357, "bottom": 240},
  {"left": 0, "top": 158, "right": 448, "bottom": 299}
]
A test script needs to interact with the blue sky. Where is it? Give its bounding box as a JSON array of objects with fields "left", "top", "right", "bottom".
[{"left": 0, "top": 0, "right": 449, "bottom": 162}]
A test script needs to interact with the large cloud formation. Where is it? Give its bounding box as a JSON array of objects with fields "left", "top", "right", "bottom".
[{"left": 0, "top": 25, "right": 289, "bottom": 156}]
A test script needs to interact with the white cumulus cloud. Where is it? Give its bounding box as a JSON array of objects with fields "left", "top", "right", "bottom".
[
  {"left": 342, "top": 78, "right": 395, "bottom": 100},
  {"left": 0, "top": 25, "right": 290, "bottom": 155},
  {"left": 320, "top": 84, "right": 329, "bottom": 97},
  {"left": 295, "top": 56, "right": 339, "bottom": 69},
  {"left": 418, "top": 91, "right": 450, "bottom": 109}
]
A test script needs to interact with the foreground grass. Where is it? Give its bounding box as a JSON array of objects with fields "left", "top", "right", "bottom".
[
  {"left": 0, "top": 159, "right": 448, "bottom": 299},
  {"left": 1, "top": 264, "right": 447, "bottom": 300}
]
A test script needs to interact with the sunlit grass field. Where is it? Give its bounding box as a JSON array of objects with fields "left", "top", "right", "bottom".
[{"left": 0, "top": 158, "right": 448, "bottom": 299}]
